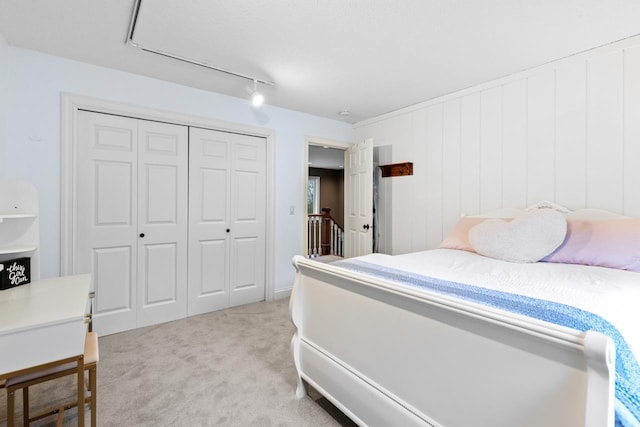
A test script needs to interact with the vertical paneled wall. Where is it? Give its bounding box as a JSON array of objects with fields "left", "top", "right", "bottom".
[{"left": 354, "top": 36, "right": 640, "bottom": 255}]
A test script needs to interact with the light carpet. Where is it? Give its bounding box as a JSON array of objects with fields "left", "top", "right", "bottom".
[{"left": 0, "top": 298, "right": 357, "bottom": 426}]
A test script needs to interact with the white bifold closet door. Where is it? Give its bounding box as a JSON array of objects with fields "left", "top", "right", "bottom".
[
  {"left": 187, "top": 127, "right": 266, "bottom": 316},
  {"left": 75, "top": 111, "right": 188, "bottom": 335}
]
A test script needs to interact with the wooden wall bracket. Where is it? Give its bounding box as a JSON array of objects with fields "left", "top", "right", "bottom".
[{"left": 379, "top": 162, "right": 413, "bottom": 177}]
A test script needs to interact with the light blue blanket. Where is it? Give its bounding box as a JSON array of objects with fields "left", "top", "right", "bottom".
[{"left": 333, "top": 259, "right": 640, "bottom": 427}]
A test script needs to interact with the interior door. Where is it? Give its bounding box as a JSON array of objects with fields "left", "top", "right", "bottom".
[
  {"left": 344, "top": 138, "right": 374, "bottom": 258},
  {"left": 76, "top": 111, "right": 139, "bottom": 335},
  {"left": 188, "top": 128, "right": 266, "bottom": 315},
  {"left": 136, "top": 120, "right": 188, "bottom": 327}
]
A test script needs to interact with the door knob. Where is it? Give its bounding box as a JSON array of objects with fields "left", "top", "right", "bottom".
[
  {"left": 362, "top": 224, "right": 370, "bottom": 230},
  {"left": 139, "top": 233, "right": 145, "bottom": 238},
  {"left": 226, "top": 229, "right": 230, "bottom": 233}
]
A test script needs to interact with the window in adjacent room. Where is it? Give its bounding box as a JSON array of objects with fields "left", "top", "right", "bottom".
[{"left": 307, "top": 176, "right": 320, "bottom": 214}]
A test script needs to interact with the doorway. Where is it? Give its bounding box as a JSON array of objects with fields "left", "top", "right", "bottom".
[{"left": 304, "top": 138, "right": 349, "bottom": 258}]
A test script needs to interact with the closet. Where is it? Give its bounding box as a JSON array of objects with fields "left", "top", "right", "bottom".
[{"left": 74, "top": 111, "right": 266, "bottom": 335}]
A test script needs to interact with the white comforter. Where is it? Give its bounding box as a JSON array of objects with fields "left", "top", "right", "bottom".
[{"left": 352, "top": 248, "right": 640, "bottom": 358}]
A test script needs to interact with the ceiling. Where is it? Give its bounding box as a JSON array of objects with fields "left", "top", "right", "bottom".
[
  {"left": 308, "top": 145, "right": 344, "bottom": 170},
  {"left": 1, "top": 1, "right": 639, "bottom": 123}
]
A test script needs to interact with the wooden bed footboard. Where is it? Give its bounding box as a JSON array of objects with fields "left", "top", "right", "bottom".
[{"left": 290, "top": 256, "right": 616, "bottom": 427}]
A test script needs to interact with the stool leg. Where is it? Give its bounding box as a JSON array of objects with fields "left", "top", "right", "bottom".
[
  {"left": 7, "top": 389, "right": 15, "bottom": 427},
  {"left": 89, "top": 366, "right": 97, "bottom": 427},
  {"left": 23, "top": 387, "right": 29, "bottom": 425},
  {"left": 56, "top": 405, "right": 65, "bottom": 426},
  {"left": 77, "top": 356, "right": 85, "bottom": 427}
]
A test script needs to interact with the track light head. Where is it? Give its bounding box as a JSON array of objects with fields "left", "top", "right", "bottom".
[
  {"left": 251, "top": 80, "right": 264, "bottom": 107},
  {"left": 251, "top": 91, "right": 264, "bottom": 107}
]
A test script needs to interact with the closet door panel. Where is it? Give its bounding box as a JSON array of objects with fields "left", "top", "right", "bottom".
[
  {"left": 202, "top": 169, "right": 228, "bottom": 222},
  {"left": 95, "top": 161, "right": 133, "bottom": 225},
  {"left": 230, "top": 236, "right": 260, "bottom": 297},
  {"left": 143, "top": 243, "right": 178, "bottom": 304},
  {"left": 144, "top": 165, "right": 180, "bottom": 223},
  {"left": 188, "top": 128, "right": 232, "bottom": 315},
  {"left": 235, "top": 170, "right": 260, "bottom": 221},
  {"left": 199, "top": 239, "right": 227, "bottom": 295},
  {"left": 76, "top": 111, "right": 138, "bottom": 335},
  {"left": 93, "top": 246, "right": 132, "bottom": 313},
  {"left": 137, "top": 120, "right": 188, "bottom": 327}
]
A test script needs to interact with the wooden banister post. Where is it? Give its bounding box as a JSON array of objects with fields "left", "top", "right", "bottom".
[{"left": 321, "top": 208, "right": 331, "bottom": 255}]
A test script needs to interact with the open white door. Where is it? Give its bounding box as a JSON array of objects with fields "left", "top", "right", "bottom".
[{"left": 344, "top": 138, "right": 374, "bottom": 258}]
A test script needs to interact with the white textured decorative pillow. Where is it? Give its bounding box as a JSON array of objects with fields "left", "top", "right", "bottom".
[{"left": 468, "top": 210, "right": 567, "bottom": 263}]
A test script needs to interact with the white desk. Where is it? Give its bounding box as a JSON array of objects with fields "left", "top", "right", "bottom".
[
  {"left": 0, "top": 274, "right": 90, "bottom": 377},
  {"left": 0, "top": 274, "right": 91, "bottom": 427}
]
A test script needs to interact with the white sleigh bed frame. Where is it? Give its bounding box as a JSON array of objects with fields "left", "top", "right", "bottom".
[{"left": 290, "top": 255, "right": 616, "bottom": 427}]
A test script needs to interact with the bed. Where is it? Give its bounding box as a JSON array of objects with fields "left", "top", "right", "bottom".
[{"left": 289, "top": 205, "right": 640, "bottom": 427}]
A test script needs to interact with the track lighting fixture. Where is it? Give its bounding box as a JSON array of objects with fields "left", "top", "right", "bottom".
[
  {"left": 251, "top": 79, "right": 264, "bottom": 107},
  {"left": 127, "top": 0, "right": 275, "bottom": 104}
]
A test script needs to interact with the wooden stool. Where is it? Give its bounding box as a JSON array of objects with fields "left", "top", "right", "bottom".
[{"left": 1, "top": 332, "right": 99, "bottom": 426}]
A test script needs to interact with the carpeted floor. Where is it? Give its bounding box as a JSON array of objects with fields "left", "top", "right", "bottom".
[{"left": 0, "top": 298, "right": 357, "bottom": 426}]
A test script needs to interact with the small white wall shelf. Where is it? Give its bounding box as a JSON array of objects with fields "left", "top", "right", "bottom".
[
  {"left": 0, "top": 213, "right": 38, "bottom": 221},
  {"left": 0, "top": 180, "right": 40, "bottom": 280}
]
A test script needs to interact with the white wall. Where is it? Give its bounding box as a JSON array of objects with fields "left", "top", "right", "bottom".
[
  {"left": 355, "top": 35, "right": 640, "bottom": 255},
  {"left": 3, "top": 45, "right": 353, "bottom": 290},
  {"left": 0, "top": 33, "right": 7, "bottom": 177}
]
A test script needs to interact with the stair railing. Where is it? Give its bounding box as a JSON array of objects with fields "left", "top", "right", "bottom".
[{"left": 307, "top": 208, "right": 343, "bottom": 257}]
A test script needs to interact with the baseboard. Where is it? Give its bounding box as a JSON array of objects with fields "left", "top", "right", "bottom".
[{"left": 274, "top": 287, "right": 292, "bottom": 300}]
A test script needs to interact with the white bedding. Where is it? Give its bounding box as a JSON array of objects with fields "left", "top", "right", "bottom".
[{"left": 350, "top": 248, "right": 640, "bottom": 359}]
